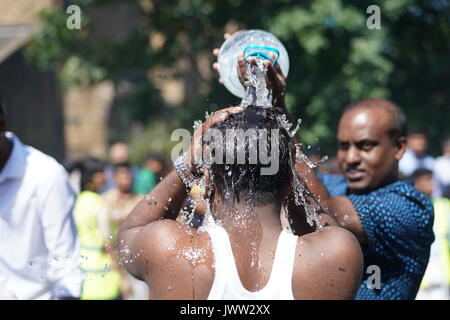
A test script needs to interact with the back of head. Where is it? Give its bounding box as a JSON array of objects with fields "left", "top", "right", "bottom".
[{"left": 208, "top": 106, "right": 294, "bottom": 207}]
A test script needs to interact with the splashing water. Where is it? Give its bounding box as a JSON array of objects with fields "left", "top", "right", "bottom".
[
  {"left": 240, "top": 60, "right": 272, "bottom": 108},
  {"left": 197, "top": 190, "right": 216, "bottom": 232},
  {"left": 193, "top": 120, "right": 203, "bottom": 130},
  {"left": 165, "top": 62, "right": 332, "bottom": 294}
]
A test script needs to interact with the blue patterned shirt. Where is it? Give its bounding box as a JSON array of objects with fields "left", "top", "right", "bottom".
[{"left": 319, "top": 174, "right": 435, "bottom": 300}]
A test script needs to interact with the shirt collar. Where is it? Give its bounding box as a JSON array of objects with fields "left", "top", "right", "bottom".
[{"left": 0, "top": 132, "right": 28, "bottom": 183}]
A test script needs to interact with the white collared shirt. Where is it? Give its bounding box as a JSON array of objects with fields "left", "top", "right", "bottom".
[
  {"left": 0, "top": 132, "right": 83, "bottom": 299},
  {"left": 399, "top": 148, "right": 435, "bottom": 177}
]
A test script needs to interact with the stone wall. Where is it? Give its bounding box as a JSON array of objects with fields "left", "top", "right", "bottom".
[{"left": 63, "top": 81, "right": 114, "bottom": 160}]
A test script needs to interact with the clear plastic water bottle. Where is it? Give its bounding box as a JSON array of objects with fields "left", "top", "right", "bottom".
[{"left": 217, "top": 29, "right": 290, "bottom": 99}]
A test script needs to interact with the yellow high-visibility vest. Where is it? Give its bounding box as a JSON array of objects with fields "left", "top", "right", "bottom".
[
  {"left": 74, "top": 191, "right": 122, "bottom": 300},
  {"left": 433, "top": 198, "right": 450, "bottom": 285},
  {"left": 420, "top": 197, "right": 450, "bottom": 289}
]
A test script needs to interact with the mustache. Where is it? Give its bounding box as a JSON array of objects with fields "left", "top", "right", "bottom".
[{"left": 345, "top": 164, "right": 365, "bottom": 172}]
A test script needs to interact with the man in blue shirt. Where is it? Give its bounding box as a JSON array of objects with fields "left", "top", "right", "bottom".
[{"left": 291, "top": 98, "right": 434, "bottom": 299}]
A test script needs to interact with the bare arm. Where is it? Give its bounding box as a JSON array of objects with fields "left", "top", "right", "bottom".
[
  {"left": 292, "top": 157, "right": 367, "bottom": 247},
  {"left": 118, "top": 106, "right": 244, "bottom": 279}
]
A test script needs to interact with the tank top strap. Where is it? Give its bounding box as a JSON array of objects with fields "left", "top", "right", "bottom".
[
  {"left": 267, "top": 230, "right": 298, "bottom": 293},
  {"left": 206, "top": 225, "right": 240, "bottom": 299}
]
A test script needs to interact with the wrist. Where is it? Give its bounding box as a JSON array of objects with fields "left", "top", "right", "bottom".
[{"left": 174, "top": 152, "right": 202, "bottom": 190}]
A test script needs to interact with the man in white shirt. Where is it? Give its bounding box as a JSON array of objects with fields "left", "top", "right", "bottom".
[{"left": 0, "top": 102, "right": 83, "bottom": 299}]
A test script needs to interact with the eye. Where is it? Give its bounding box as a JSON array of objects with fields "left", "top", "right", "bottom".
[
  {"left": 338, "top": 141, "right": 349, "bottom": 150},
  {"left": 359, "top": 140, "right": 377, "bottom": 151}
]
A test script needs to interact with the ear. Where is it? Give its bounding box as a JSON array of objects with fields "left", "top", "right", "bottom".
[{"left": 395, "top": 136, "right": 408, "bottom": 160}]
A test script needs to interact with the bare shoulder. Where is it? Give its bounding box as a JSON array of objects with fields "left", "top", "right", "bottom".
[
  {"left": 131, "top": 220, "right": 215, "bottom": 299},
  {"left": 134, "top": 219, "right": 211, "bottom": 261},
  {"left": 293, "top": 226, "right": 363, "bottom": 300}
]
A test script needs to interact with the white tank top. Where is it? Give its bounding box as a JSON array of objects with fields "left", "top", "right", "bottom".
[{"left": 206, "top": 226, "right": 298, "bottom": 300}]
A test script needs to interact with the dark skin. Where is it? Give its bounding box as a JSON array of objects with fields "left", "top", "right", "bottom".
[{"left": 118, "top": 107, "right": 363, "bottom": 299}]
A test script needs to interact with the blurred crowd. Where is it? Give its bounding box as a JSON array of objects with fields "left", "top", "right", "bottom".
[{"left": 63, "top": 142, "right": 168, "bottom": 300}]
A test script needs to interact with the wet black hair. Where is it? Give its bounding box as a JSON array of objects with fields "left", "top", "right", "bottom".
[
  {"left": 344, "top": 98, "right": 407, "bottom": 141},
  {"left": 78, "top": 157, "right": 105, "bottom": 192},
  {"left": 209, "top": 105, "right": 294, "bottom": 207}
]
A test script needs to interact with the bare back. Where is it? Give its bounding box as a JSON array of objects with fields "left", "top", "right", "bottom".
[{"left": 129, "top": 220, "right": 363, "bottom": 300}]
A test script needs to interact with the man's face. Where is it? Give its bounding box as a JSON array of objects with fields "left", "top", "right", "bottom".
[
  {"left": 337, "top": 108, "right": 406, "bottom": 194},
  {"left": 115, "top": 167, "right": 133, "bottom": 194}
]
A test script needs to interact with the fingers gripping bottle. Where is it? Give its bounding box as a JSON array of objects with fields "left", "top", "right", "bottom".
[{"left": 217, "top": 29, "right": 290, "bottom": 107}]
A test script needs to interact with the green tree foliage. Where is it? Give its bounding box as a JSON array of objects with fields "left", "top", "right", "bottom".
[{"left": 24, "top": 0, "right": 450, "bottom": 159}]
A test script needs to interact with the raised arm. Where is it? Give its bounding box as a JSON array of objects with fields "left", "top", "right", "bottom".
[{"left": 117, "top": 106, "right": 244, "bottom": 278}]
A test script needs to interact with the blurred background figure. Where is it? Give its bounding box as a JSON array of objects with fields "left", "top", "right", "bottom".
[
  {"left": 64, "top": 159, "right": 82, "bottom": 194},
  {"left": 0, "top": 99, "right": 83, "bottom": 300},
  {"left": 412, "top": 169, "right": 450, "bottom": 300},
  {"left": 399, "top": 128, "right": 435, "bottom": 178},
  {"left": 99, "top": 161, "right": 147, "bottom": 300},
  {"left": 102, "top": 142, "right": 138, "bottom": 193},
  {"left": 73, "top": 157, "right": 122, "bottom": 300},
  {"left": 433, "top": 136, "right": 450, "bottom": 199},
  {"left": 133, "top": 153, "right": 165, "bottom": 195}
]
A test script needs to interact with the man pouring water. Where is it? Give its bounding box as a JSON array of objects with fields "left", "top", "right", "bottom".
[{"left": 213, "top": 30, "right": 434, "bottom": 300}]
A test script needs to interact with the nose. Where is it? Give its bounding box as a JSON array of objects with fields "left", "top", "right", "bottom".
[{"left": 345, "top": 145, "right": 361, "bottom": 165}]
